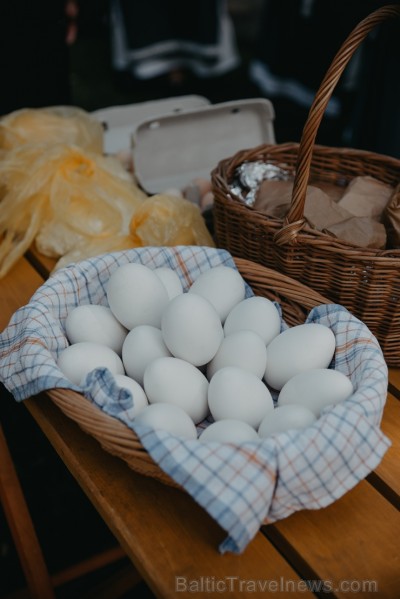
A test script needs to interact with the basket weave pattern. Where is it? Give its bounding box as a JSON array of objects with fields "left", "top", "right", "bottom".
[
  {"left": 47, "top": 257, "right": 331, "bottom": 487},
  {"left": 0, "top": 246, "right": 390, "bottom": 553},
  {"left": 212, "top": 5, "right": 400, "bottom": 365}
]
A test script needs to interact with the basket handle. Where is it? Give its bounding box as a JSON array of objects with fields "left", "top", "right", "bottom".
[{"left": 274, "top": 3, "right": 400, "bottom": 245}]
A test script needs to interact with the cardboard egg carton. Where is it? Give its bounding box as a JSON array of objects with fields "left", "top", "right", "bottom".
[
  {"left": 130, "top": 98, "right": 276, "bottom": 195},
  {"left": 92, "top": 95, "right": 211, "bottom": 155}
]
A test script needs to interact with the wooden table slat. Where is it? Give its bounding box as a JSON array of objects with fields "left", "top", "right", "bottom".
[
  {"left": 265, "top": 481, "right": 400, "bottom": 599},
  {"left": 388, "top": 369, "right": 400, "bottom": 399},
  {"left": 0, "top": 257, "right": 44, "bottom": 332},
  {"left": 25, "top": 395, "right": 315, "bottom": 599},
  {"left": 367, "top": 393, "right": 400, "bottom": 507}
]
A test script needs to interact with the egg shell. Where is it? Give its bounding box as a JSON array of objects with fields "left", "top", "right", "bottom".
[
  {"left": 192, "top": 177, "right": 212, "bottom": 197},
  {"left": 113, "top": 373, "right": 148, "bottom": 417},
  {"left": 134, "top": 403, "right": 197, "bottom": 439},
  {"left": 258, "top": 404, "right": 317, "bottom": 438},
  {"left": 277, "top": 368, "right": 354, "bottom": 416},
  {"left": 207, "top": 329, "right": 267, "bottom": 380},
  {"left": 264, "top": 323, "right": 336, "bottom": 391},
  {"left": 200, "top": 191, "right": 214, "bottom": 211},
  {"left": 143, "top": 356, "right": 209, "bottom": 424},
  {"left": 223, "top": 296, "right": 281, "bottom": 345},
  {"left": 199, "top": 419, "right": 259, "bottom": 443},
  {"left": 65, "top": 304, "right": 127, "bottom": 355},
  {"left": 182, "top": 182, "right": 202, "bottom": 205},
  {"left": 122, "top": 325, "right": 171, "bottom": 385},
  {"left": 189, "top": 265, "right": 246, "bottom": 322},
  {"left": 208, "top": 366, "right": 274, "bottom": 429},
  {"left": 161, "top": 293, "right": 223, "bottom": 367},
  {"left": 57, "top": 341, "right": 124, "bottom": 386},
  {"left": 153, "top": 267, "right": 183, "bottom": 300},
  {"left": 106, "top": 263, "right": 169, "bottom": 329}
]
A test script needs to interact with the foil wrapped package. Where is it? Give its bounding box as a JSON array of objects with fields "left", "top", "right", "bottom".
[{"left": 230, "top": 161, "right": 292, "bottom": 206}]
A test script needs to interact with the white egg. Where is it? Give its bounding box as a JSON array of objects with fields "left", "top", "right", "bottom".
[
  {"left": 161, "top": 293, "right": 223, "bottom": 366},
  {"left": 57, "top": 341, "right": 124, "bottom": 385},
  {"left": 208, "top": 366, "right": 274, "bottom": 429},
  {"left": 122, "top": 325, "right": 171, "bottom": 385},
  {"left": 65, "top": 304, "right": 127, "bottom": 355},
  {"left": 153, "top": 267, "right": 183, "bottom": 299},
  {"left": 199, "top": 419, "right": 259, "bottom": 443},
  {"left": 200, "top": 191, "right": 214, "bottom": 212},
  {"left": 206, "top": 329, "right": 267, "bottom": 380},
  {"left": 143, "top": 357, "right": 209, "bottom": 423},
  {"left": 264, "top": 323, "right": 336, "bottom": 391},
  {"left": 223, "top": 296, "right": 281, "bottom": 345},
  {"left": 188, "top": 265, "right": 246, "bottom": 322},
  {"left": 278, "top": 368, "right": 354, "bottom": 416},
  {"left": 258, "top": 404, "right": 317, "bottom": 438},
  {"left": 106, "top": 263, "right": 169, "bottom": 329},
  {"left": 134, "top": 403, "right": 197, "bottom": 439},
  {"left": 113, "top": 373, "right": 148, "bottom": 417}
]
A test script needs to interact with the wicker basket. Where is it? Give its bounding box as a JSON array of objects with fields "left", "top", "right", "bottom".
[
  {"left": 212, "top": 4, "right": 400, "bottom": 366},
  {"left": 46, "top": 257, "right": 332, "bottom": 488}
]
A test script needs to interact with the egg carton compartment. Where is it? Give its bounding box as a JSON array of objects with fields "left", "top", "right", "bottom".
[
  {"left": 91, "top": 95, "right": 211, "bottom": 155},
  {"left": 131, "top": 98, "right": 276, "bottom": 194}
]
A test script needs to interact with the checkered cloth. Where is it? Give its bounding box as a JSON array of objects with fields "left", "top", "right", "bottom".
[{"left": 0, "top": 246, "right": 391, "bottom": 554}]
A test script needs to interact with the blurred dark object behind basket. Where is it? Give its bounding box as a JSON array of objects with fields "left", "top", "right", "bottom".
[
  {"left": 247, "top": 0, "right": 400, "bottom": 158},
  {"left": 0, "top": 1, "right": 73, "bottom": 116}
]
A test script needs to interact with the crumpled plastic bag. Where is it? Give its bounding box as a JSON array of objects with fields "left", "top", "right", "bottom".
[
  {"left": 129, "top": 194, "right": 215, "bottom": 248},
  {"left": 0, "top": 143, "right": 147, "bottom": 277},
  {"left": 52, "top": 194, "right": 215, "bottom": 272},
  {"left": 0, "top": 106, "right": 217, "bottom": 277},
  {"left": 0, "top": 106, "right": 104, "bottom": 153},
  {"left": 52, "top": 234, "right": 136, "bottom": 272}
]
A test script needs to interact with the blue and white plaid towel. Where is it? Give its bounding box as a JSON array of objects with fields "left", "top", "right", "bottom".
[{"left": 0, "top": 246, "right": 391, "bottom": 554}]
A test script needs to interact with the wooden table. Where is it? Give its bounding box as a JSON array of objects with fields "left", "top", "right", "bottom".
[{"left": 1, "top": 251, "right": 399, "bottom": 598}]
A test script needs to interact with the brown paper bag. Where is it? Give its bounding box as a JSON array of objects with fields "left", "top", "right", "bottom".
[
  {"left": 254, "top": 179, "right": 387, "bottom": 248},
  {"left": 337, "top": 176, "right": 393, "bottom": 219},
  {"left": 254, "top": 180, "right": 351, "bottom": 227},
  {"left": 325, "top": 217, "right": 387, "bottom": 249}
]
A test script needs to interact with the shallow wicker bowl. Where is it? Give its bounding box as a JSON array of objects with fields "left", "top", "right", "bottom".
[{"left": 47, "top": 257, "right": 332, "bottom": 488}]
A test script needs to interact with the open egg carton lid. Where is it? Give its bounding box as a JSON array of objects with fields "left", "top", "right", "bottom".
[
  {"left": 91, "top": 95, "right": 211, "bottom": 155},
  {"left": 130, "top": 98, "right": 276, "bottom": 195}
]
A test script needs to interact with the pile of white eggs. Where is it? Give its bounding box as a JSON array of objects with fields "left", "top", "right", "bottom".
[{"left": 57, "top": 263, "right": 354, "bottom": 442}]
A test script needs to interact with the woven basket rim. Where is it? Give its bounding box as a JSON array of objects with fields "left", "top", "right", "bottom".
[
  {"left": 211, "top": 142, "right": 400, "bottom": 259},
  {"left": 212, "top": 4, "right": 400, "bottom": 257},
  {"left": 47, "top": 386, "right": 181, "bottom": 487},
  {"left": 43, "top": 255, "right": 372, "bottom": 488}
]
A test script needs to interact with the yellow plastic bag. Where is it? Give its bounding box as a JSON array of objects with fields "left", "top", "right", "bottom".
[
  {"left": 0, "top": 143, "right": 147, "bottom": 277},
  {"left": 0, "top": 106, "right": 104, "bottom": 153},
  {"left": 52, "top": 194, "right": 215, "bottom": 272},
  {"left": 52, "top": 234, "right": 136, "bottom": 272},
  {"left": 129, "top": 194, "right": 215, "bottom": 247}
]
